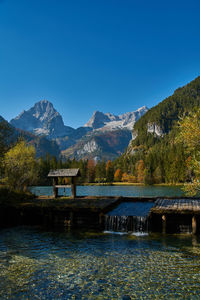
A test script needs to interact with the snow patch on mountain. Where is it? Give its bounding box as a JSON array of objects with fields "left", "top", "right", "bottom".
[
  {"left": 10, "top": 100, "right": 148, "bottom": 160},
  {"left": 84, "top": 106, "right": 148, "bottom": 131},
  {"left": 10, "top": 100, "right": 74, "bottom": 139}
]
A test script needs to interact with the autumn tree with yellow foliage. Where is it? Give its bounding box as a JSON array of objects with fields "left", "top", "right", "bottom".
[
  {"left": 114, "top": 168, "right": 122, "bottom": 182},
  {"left": 177, "top": 109, "right": 200, "bottom": 195},
  {"left": 3, "top": 140, "right": 38, "bottom": 191}
]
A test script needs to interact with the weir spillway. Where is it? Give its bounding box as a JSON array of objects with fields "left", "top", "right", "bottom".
[
  {"left": 104, "top": 202, "right": 154, "bottom": 234},
  {"left": 1, "top": 196, "right": 200, "bottom": 234}
]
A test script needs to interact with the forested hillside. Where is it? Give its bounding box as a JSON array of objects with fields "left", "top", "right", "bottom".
[
  {"left": 114, "top": 76, "right": 200, "bottom": 184},
  {"left": 132, "top": 76, "right": 200, "bottom": 147}
]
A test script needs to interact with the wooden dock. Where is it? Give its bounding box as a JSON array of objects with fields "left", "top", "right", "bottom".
[
  {"left": 150, "top": 198, "right": 200, "bottom": 234},
  {"left": 151, "top": 198, "right": 200, "bottom": 214},
  {"left": 2, "top": 194, "right": 200, "bottom": 233}
]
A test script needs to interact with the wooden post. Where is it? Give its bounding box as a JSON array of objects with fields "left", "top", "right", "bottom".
[
  {"left": 99, "top": 212, "right": 104, "bottom": 226},
  {"left": 71, "top": 177, "right": 76, "bottom": 198},
  {"left": 192, "top": 215, "right": 197, "bottom": 235},
  {"left": 162, "top": 214, "right": 167, "bottom": 234},
  {"left": 53, "top": 177, "right": 58, "bottom": 198}
]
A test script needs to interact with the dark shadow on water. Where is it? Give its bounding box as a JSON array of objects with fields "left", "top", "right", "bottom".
[{"left": 1, "top": 226, "right": 200, "bottom": 259}]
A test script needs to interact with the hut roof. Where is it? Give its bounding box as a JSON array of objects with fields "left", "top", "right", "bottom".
[
  {"left": 151, "top": 198, "right": 200, "bottom": 214},
  {"left": 48, "top": 168, "right": 80, "bottom": 177}
]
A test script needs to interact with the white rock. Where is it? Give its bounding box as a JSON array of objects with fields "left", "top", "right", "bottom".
[
  {"left": 147, "top": 122, "right": 164, "bottom": 137},
  {"left": 84, "top": 106, "right": 148, "bottom": 131}
]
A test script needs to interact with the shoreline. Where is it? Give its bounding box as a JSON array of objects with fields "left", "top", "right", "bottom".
[
  {"left": 29, "top": 183, "right": 184, "bottom": 187},
  {"left": 79, "top": 182, "right": 184, "bottom": 187}
]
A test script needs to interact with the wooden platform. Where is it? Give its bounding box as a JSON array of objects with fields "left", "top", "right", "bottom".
[
  {"left": 151, "top": 198, "right": 200, "bottom": 214},
  {"left": 27, "top": 196, "right": 121, "bottom": 210}
]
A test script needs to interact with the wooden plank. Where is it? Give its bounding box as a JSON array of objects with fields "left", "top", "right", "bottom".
[
  {"left": 55, "top": 185, "right": 71, "bottom": 188},
  {"left": 71, "top": 177, "right": 76, "bottom": 198},
  {"left": 152, "top": 198, "right": 200, "bottom": 215},
  {"left": 53, "top": 177, "right": 58, "bottom": 198},
  {"left": 192, "top": 216, "right": 197, "bottom": 234}
]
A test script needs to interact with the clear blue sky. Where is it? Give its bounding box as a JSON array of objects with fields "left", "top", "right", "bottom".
[{"left": 0, "top": 0, "right": 200, "bottom": 128}]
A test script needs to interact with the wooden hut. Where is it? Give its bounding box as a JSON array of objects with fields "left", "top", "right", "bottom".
[
  {"left": 150, "top": 198, "right": 200, "bottom": 234},
  {"left": 48, "top": 168, "right": 81, "bottom": 198}
]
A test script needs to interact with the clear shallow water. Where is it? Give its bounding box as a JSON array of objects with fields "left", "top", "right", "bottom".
[
  {"left": 1, "top": 226, "right": 200, "bottom": 299},
  {"left": 30, "top": 185, "right": 185, "bottom": 197}
]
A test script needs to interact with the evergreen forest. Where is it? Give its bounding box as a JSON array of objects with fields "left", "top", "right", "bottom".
[{"left": 2, "top": 76, "right": 200, "bottom": 191}]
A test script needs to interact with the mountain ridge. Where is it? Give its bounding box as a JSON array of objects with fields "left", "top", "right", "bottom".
[
  {"left": 10, "top": 100, "right": 148, "bottom": 160},
  {"left": 84, "top": 106, "right": 148, "bottom": 131}
]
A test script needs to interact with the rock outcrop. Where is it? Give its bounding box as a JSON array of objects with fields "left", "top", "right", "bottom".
[
  {"left": 10, "top": 100, "right": 74, "bottom": 139},
  {"left": 84, "top": 106, "right": 148, "bottom": 131},
  {"left": 147, "top": 122, "right": 164, "bottom": 137}
]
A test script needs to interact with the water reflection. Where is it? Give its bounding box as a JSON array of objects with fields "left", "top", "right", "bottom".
[{"left": 0, "top": 227, "right": 200, "bottom": 298}]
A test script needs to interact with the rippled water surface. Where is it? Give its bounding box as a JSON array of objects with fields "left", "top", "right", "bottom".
[
  {"left": 30, "top": 185, "right": 184, "bottom": 197},
  {"left": 1, "top": 227, "right": 200, "bottom": 299}
]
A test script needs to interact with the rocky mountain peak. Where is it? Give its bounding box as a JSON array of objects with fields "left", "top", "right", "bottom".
[
  {"left": 84, "top": 106, "right": 148, "bottom": 131},
  {"left": 30, "top": 100, "right": 60, "bottom": 122},
  {"left": 84, "top": 111, "right": 114, "bottom": 129},
  {"left": 10, "top": 100, "right": 71, "bottom": 139},
  {"left": 137, "top": 105, "right": 148, "bottom": 112},
  {"left": 10, "top": 100, "right": 148, "bottom": 161}
]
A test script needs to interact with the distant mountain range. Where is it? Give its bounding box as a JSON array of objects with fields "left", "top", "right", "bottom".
[
  {"left": 10, "top": 100, "right": 148, "bottom": 160},
  {"left": 84, "top": 107, "right": 147, "bottom": 131},
  {"left": 5, "top": 75, "right": 200, "bottom": 168}
]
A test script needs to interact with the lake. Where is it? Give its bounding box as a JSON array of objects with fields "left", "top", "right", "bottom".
[
  {"left": 1, "top": 185, "right": 199, "bottom": 299},
  {"left": 0, "top": 226, "right": 200, "bottom": 299},
  {"left": 30, "top": 185, "right": 185, "bottom": 197}
]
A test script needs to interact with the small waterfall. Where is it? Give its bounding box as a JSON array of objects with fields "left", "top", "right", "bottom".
[
  {"left": 104, "top": 202, "right": 154, "bottom": 235},
  {"left": 132, "top": 216, "right": 149, "bottom": 233},
  {"left": 104, "top": 215, "right": 149, "bottom": 234}
]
